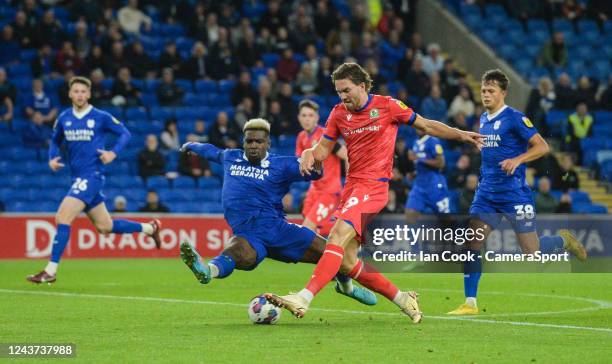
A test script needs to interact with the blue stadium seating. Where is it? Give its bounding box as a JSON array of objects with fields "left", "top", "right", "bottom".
[{"left": 146, "top": 176, "right": 170, "bottom": 189}]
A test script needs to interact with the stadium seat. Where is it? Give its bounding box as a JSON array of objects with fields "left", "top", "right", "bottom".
[
  {"left": 218, "top": 79, "right": 237, "bottom": 93},
  {"left": 262, "top": 53, "right": 280, "bottom": 68},
  {"left": 146, "top": 176, "right": 170, "bottom": 189},
  {"left": 150, "top": 106, "right": 175, "bottom": 120},
  {"left": 198, "top": 177, "right": 222, "bottom": 189},
  {"left": 173, "top": 176, "right": 197, "bottom": 189},
  {"left": 125, "top": 107, "right": 149, "bottom": 120},
  {"left": 194, "top": 80, "right": 217, "bottom": 93},
  {"left": 175, "top": 79, "right": 193, "bottom": 93},
  {"left": 553, "top": 19, "right": 573, "bottom": 33}
]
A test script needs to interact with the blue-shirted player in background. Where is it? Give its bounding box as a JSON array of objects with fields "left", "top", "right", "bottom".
[
  {"left": 178, "top": 118, "right": 377, "bottom": 306},
  {"left": 405, "top": 129, "right": 450, "bottom": 223},
  {"left": 27, "top": 76, "right": 162, "bottom": 284},
  {"left": 447, "top": 69, "right": 587, "bottom": 315}
]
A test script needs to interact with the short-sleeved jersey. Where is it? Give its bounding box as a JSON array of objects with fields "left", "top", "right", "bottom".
[
  {"left": 478, "top": 105, "right": 538, "bottom": 193},
  {"left": 50, "top": 106, "right": 130, "bottom": 176},
  {"left": 323, "top": 94, "right": 416, "bottom": 181},
  {"left": 190, "top": 144, "right": 321, "bottom": 228},
  {"left": 412, "top": 135, "right": 447, "bottom": 190},
  {"left": 296, "top": 125, "right": 342, "bottom": 194}
]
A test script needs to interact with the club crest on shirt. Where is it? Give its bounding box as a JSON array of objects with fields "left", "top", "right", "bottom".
[
  {"left": 346, "top": 114, "right": 352, "bottom": 121},
  {"left": 261, "top": 160, "right": 270, "bottom": 168},
  {"left": 370, "top": 108, "right": 379, "bottom": 119},
  {"left": 87, "top": 119, "right": 95, "bottom": 128},
  {"left": 494, "top": 120, "right": 501, "bottom": 130},
  {"left": 65, "top": 121, "right": 72, "bottom": 127},
  {"left": 522, "top": 116, "right": 534, "bottom": 128}
]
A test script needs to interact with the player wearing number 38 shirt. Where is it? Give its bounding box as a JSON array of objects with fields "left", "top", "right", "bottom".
[
  {"left": 447, "top": 69, "right": 587, "bottom": 316},
  {"left": 26, "top": 76, "right": 162, "bottom": 285}
]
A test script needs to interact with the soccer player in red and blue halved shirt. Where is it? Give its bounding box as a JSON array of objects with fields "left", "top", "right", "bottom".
[
  {"left": 266, "top": 63, "right": 485, "bottom": 323},
  {"left": 27, "top": 77, "right": 162, "bottom": 284}
]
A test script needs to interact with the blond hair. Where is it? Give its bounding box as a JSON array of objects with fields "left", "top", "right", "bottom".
[{"left": 243, "top": 118, "right": 271, "bottom": 134}]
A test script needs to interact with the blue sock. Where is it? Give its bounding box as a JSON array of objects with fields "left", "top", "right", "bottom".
[
  {"left": 111, "top": 219, "right": 143, "bottom": 234},
  {"left": 463, "top": 249, "right": 482, "bottom": 298},
  {"left": 50, "top": 224, "right": 71, "bottom": 263},
  {"left": 210, "top": 254, "right": 236, "bottom": 278},
  {"left": 539, "top": 235, "right": 564, "bottom": 254},
  {"left": 335, "top": 274, "right": 351, "bottom": 283}
]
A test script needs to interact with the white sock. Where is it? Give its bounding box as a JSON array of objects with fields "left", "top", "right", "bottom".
[
  {"left": 336, "top": 278, "right": 354, "bottom": 294},
  {"left": 45, "top": 262, "right": 58, "bottom": 275},
  {"left": 297, "top": 288, "right": 314, "bottom": 304},
  {"left": 141, "top": 223, "right": 154, "bottom": 235},
  {"left": 208, "top": 263, "right": 219, "bottom": 278},
  {"left": 392, "top": 291, "right": 404, "bottom": 307},
  {"left": 465, "top": 297, "right": 477, "bottom": 308}
]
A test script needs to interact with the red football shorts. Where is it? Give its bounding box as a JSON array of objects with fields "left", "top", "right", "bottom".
[
  {"left": 333, "top": 179, "right": 389, "bottom": 237},
  {"left": 302, "top": 189, "right": 341, "bottom": 237}
]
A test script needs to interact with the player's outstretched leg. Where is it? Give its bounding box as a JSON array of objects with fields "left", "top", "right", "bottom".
[
  {"left": 334, "top": 274, "right": 377, "bottom": 306},
  {"left": 180, "top": 242, "right": 238, "bottom": 284},
  {"left": 112, "top": 218, "right": 163, "bottom": 249},
  {"left": 540, "top": 230, "right": 587, "bottom": 261}
]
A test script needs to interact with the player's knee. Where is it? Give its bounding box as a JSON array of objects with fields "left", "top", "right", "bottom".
[
  {"left": 225, "top": 241, "right": 257, "bottom": 269},
  {"left": 93, "top": 220, "right": 113, "bottom": 234},
  {"left": 327, "top": 223, "right": 355, "bottom": 248}
]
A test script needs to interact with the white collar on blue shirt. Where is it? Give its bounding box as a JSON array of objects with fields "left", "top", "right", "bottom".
[
  {"left": 486, "top": 104, "right": 508, "bottom": 121},
  {"left": 242, "top": 151, "right": 270, "bottom": 167},
  {"left": 72, "top": 104, "right": 93, "bottom": 119}
]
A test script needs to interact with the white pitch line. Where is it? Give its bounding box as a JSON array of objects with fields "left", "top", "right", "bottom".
[{"left": 1, "top": 288, "right": 611, "bottom": 333}]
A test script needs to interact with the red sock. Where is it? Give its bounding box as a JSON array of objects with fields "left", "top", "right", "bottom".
[
  {"left": 349, "top": 260, "right": 399, "bottom": 301},
  {"left": 305, "top": 244, "right": 344, "bottom": 296}
]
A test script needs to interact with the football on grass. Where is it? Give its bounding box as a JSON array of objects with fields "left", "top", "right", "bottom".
[{"left": 248, "top": 295, "right": 281, "bottom": 324}]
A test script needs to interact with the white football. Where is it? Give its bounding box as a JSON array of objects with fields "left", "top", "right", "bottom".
[{"left": 248, "top": 295, "right": 281, "bottom": 324}]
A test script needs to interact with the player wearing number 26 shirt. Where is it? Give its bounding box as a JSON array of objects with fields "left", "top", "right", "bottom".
[{"left": 26, "top": 76, "right": 161, "bottom": 285}]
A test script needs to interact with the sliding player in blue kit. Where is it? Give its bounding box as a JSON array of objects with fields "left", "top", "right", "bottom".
[
  {"left": 178, "top": 118, "right": 377, "bottom": 306},
  {"left": 26, "top": 77, "right": 162, "bottom": 284},
  {"left": 447, "top": 70, "right": 587, "bottom": 315}
]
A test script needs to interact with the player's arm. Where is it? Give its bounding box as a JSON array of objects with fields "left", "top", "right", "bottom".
[
  {"left": 412, "top": 115, "right": 485, "bottom": 149},
  {"left": 300, "top": 137, "right": 335, "bottom": 175},
  {"left": 180, "top": 142, "right": 224, "bottom": 164},
  {"left": 99, "top": 115, "right": 131, "bottom": 164},
  {"left": 421, "top": 150, "right": 445, "bottom": 169},
  {"left": 332, "top": 142, "right": 350, "bottom": 174},
  {"left": 48, "top": 119, "right": 65, "bottom": 172},
  {"left": 499, "top": 134, "right": 549, "bottom": 175}
]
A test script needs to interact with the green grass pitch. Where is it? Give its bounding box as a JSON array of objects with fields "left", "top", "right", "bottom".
[{"left": 1, "top": 259, "right": 611, "bottom": 363}]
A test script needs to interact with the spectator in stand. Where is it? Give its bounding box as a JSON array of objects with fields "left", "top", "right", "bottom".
[
  {"left": 535, "top": 177, "right": 559, "bottom": 213},
  {"left": 277, "top": 83, "right": 298, "bottom": 130},
  {"left": 113, "top": 195, "right": 128, "bottom": 213},
  {"left": 459, "top": 174, "right": 479, "bottom": 214},
  {"left": 106, "top": 41, "right": 131, "bottom": 77},
  {"left": 382, "top": 189, "right": 403, "bottom": 213},
  {"left": 296, "top": 62, "right": 319, "bottom": 95},
  {"left": 127, "top": 41, "right": 156, "bottom": 79},
  {"left": 422, "top": 43, "right": 445, "bottom": 76},
  {"left": 559, "top": 154, "right": 580, "bottom": 191},
  {"left": 99, "top": 22, "right": 125, "bottom": 54},
  {"left": 157, "top": 68, "right": 184, "bottom": 107},
  {"left": 564, "top": 101, "right": 593, "bottom": 164},
  {"left": 365, "top": 58, "right": 387, "bottom": 94},
  {"left": 160, "top": 119, "right": 180, "bottom": 150},
  {"left": 403, "top": 57, "right": 431, "bottom": 99},
  {"left": 180, "top": 41, "right": 211, "bottom": 80},
  {"left": 68, "top": 0, "right": 103, "bottom": 23},
  {"left": 448, "top": 154, "right": 472, "bottom": 189},
  {"left": 380, "top": 30, "right": 405, "bottom": 66},
  {"left": 256, "top": 27, "right": 276, "bottom": 53},
  {"left": 326, "top": 18, "right": 357, "bottom": 55},
  {"left": 54, "top": 41, "right": 82, "bottom": 75},
  {"left": 421, "top": 85, "right": 448, "bottom": 123},
  {"left": 231, "top": 71, "right": 258, "bottom": 106},
  {"left": 0, "top": 25, "right": 18, "bottom": 63},
  {"left": 236, "top": 28, "right": 261, "bottom": 69},
  {"left": 290, "top": 13, "right": 318, "bottom": 52},
  {"left": 394, "top": 138, "right": 411, "bottom": 175},
  {"left": 256, "top": 77, "right": 273, "bottom": 117},
  {"left": 355, "top": 32, "right": 380, "bottom": 65},
  {"left": 267, "top": 100, "right": 285, "bottom": 137},
  {"left": 539, "top": 31, "right": 568, "bottom": 71},
  {"left": 390, "top": 167, "right": 409, "bottom": 205},
  {"left": 186, "top": 119, "right": 209, "bottom": 143},
  {"left": 575, "top": 76, "right": 597, "bottom": 109},
  {"left": 234, "top": 97, "right": 256, "bottom": 130},
  {"left": 12, "top": 10, "right": 34, "bottom": 48},
  {"left": 22, "top": 111, "right": 51, "bottom": 148},
  {"left": 83, "top": 45, "right": 107, "bottom": 76},
  {"left": 440, "top": 58, "right": 460, "bottom": 102},
  {"left": 409, "top": 32, "right": 427, "bottom": 59},
  {"left": 118, "top": 0, "right": 152, "bottom": 35},
  {"left": 526, "top": 76, "right": 556, "bottom": 133},
  {"left": 556, "top": 193, "right": 573, "bottom": 213},
  {"left": 314, "top": 0, "right": 337, "bottom": 39},
  {"left": 36, "top": 9, "right": 64, "bottom": 48},
  {"left": 529, "top": 144, "right": 563, "bottom": 189},
  {"left": 111, "top": 67, "right": 141, "bottom": 107},
  {"left": 209, "top": 44, "right": 240, "bottom": 80},
  {"left": 0, "top": 92, "right": 13, "bottom": 124},
  {"left": 205, "top": 13, "right": 221, "bottom": 45},
  {"left": 600, "top": 75, "right": 612, "bottom": 110},
  {"left": 209, "top": 111, "right": 239, "bottom": 149},
  {"left": 159, "top": 41, "right": 183, "bottom": 74},
  {"left": 89, "top": 68, "right": 112, "bottom": 107},
  {"left": 554, "top": 72, "right": 576, "bottom": 109},
  {"left": 277, "top": 48, "right": 300, "bottom": 82},
  {"left": 31, "top": 44, "right": 55, "bottom": 78},
  {"left": 139, "top": 190, "right": 170, "bottom": 213},
  {"left": 0, "top": 67, "right": 16, "bottom": 104},
  {"left": 72, "top": 21, "right": 91, "bottom": 59},
  {"left": 260, "top": 0, "right": 286, "bottom": 34},
  {"left": 138, "top": 134, "right": 166, "bottom": 178},
  {"left": 316, "top": 56, "right": 335, "bottom": 95},
  {"left": 179, "top": 136, "right": 211, "bottom": 178},
  {"left": 25, "top": 79, "right": 58, "bottom": 127},
  {"left": 188, "top": 2, "right": 207, "bottom": 43},
  {"left": 562, "top": 0, "right": 585, "bottom": 20},
  {"left": 56, "top": 70, "right": 75, "bottom": 107},
  {"left": 448, "top": 86, "right": 475, "bottom": 120}
]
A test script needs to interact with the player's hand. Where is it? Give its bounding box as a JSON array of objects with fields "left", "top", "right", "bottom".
[
  {"left": 97, "top": 149, "right": 117, "bottom": 164},
  {"left": 180, "top": 142, "right": 196, "bottom": 154},
  {"left": 48, "top": 156, "right": 64, "bottom": 172},
  {"left": 300, "top": 149, "right": 316, "bottom": 175},
  {"left": 459, "top": 131, "right": 486, "bottom": 150},
  {"left": 408, "top": 151, "right": 418, "bottom": 161},
  {"left": 499, "top": 157, "right": 521, "bottom": 175}
]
